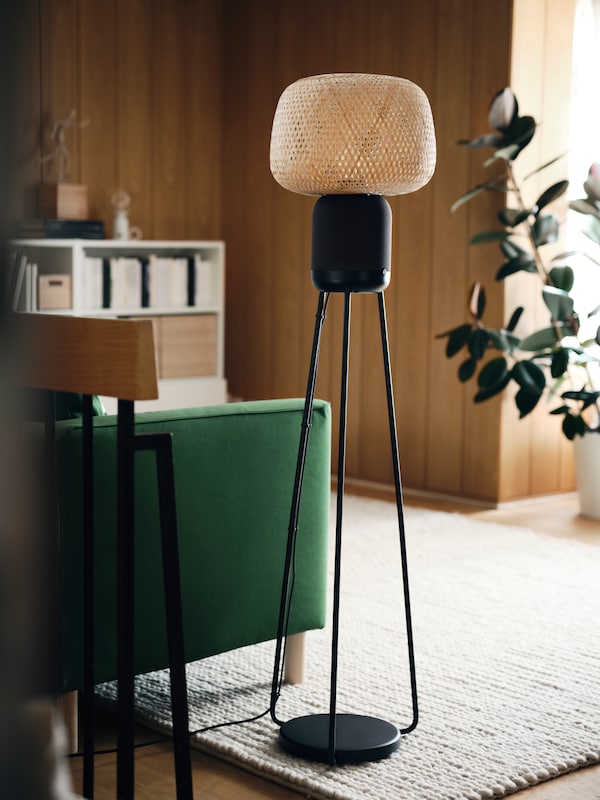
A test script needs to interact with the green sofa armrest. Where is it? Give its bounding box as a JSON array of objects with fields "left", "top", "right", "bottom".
[{"left": 56, "top": 398, "right": 331, "bottom": 693}]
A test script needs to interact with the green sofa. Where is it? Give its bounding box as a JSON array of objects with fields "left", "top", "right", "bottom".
[{"left": 55, "top": 398, "right": 331, "bottom": 694}]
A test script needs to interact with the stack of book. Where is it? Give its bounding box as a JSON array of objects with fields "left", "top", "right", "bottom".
[{"left": 16, "top": 218, "right": 105, "bottom": 239}]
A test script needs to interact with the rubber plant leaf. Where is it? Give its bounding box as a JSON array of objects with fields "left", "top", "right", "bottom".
[
  {"left": 515, "top": 386, "right": 542, "bottom": 417},
  {"left": 532, "top": 214, "right": 559, "bottom": 246},
  {"left": 524, "top": 154, "right": 566, "bottom": 181},
  {"left": 470, "top": 230, "right": 512, "bottom": 244},
  {"left": 468, "top": 328, "right": 488, "bottom": 360},
  {"left": 468, "top": 282, "right": 486, "bottom": 319},
  {"left": 458, "top": 357, "right": 477, "bottom": 382},
  {"left": 437, "top": 323, "right": 472, "bottom": 357},
  {"left": 512, "top": 360, "right": 546, "bottom": 392},
  {"left": 498, "top": 208, "right": 530, "bottom": 227},
  {"left": 473, "top": 371, "right": 511, "bottom": 403},
  {"left": 569, "top": 198, "right": 600, "bottom": 217},
  {"left": 549, "top": 265, "right": 574, "bottom": 292},
  {"left": 500, "top": 238, "right": 528, "bottom": 259},
  {"left": 542, "top": 286, "right": 574, "bottom": 321},
  {"left": 584, "top": 217, "right": 600, "bottom": 245},
  {"left": 519, "top": 326, "right": 569, "bottom": 351},
  {"left": 496, "top": 256, "right": 537, "bottom": 280},
  {"left": 562, "top": 412, "right": 587, "bottom": 440},
  {"left": 477, "top": 356, "right": 509, "bottom": 389},
  {"left": 506, "top": 306, "right": 524, "bottom": 332},
  {"left": 450, "top": 182, "right": 502, "bottom": 213},
  {"left": 486, "top": 329, "right": 521, "bottom": 353},
  {"left": 534, "top": 180, "right": 569, "bottom": 212},
  {"left": 550, "top": 347, "right": 570, "bottom": 378}
]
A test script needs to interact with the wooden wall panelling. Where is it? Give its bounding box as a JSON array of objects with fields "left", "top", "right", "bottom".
[
  {"left": 383, "top": 0, "right": 439, "bottom": 490},
  {"left": 151, "top": 1, "right": 189, "bottom": 240},
  {"left": 270, "top": 0, "right": 309, "bottom": 401},
  {"left": 222, "top": 0, "right": 254, "bottom": 401},
  {"left": 503, "top": 0, "right": 577, "bottom": 500},
  {"left": 79, "top": 0, "right": 118, "bottom": 223},
  {"left": 39, "top": 0, "right": 82, "bottom": 190},
  {"left": 332, "top": 0, "right": 370, "bottom": 481},
  {"left": 356, "top": 0, "right": 406, "bottom": 487},
  {"left": 426, "top": 0, "right": 478, "bottom": 495},
  {"left": 184, "top": 0, "right": 223, "bottom": 240},
  {"left": 13, "top": 1, "right": 41, "bottom": 221},
  {"left": 115, "top": 0, "right": 155, "bottom": 240},
  {"left": 460, "top": 0, "right": 513, "bottom": 501}
]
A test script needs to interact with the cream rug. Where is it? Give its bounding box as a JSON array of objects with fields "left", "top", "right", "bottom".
[{"left": 98, "top": 495, "right": 600, "bottom": 799}]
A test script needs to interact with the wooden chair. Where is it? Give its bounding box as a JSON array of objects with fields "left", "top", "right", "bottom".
[{"left": 16, "top": 313, "right": 193, "bottom": 800}]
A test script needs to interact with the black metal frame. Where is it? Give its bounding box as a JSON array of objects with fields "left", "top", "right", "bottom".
[
  {"left": 270, "top": 289, "right": 418, "bottom": 765},
  {"left": 64, "top": 397, "right": 194, "bottom": 799}
]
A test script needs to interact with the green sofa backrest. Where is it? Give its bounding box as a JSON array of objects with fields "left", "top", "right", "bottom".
[{"left": 56, "top": 398, "right": 331, "bottom": 692}]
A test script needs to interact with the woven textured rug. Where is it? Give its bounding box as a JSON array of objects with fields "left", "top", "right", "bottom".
[{"left": 97, "top": 495, "right": 600, "bottom": 799}]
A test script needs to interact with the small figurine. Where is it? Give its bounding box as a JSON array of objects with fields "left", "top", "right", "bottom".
[
  {"left": 111, "top": 189, "right": 142, "bottom": 239},
  {"left": 39, "top": 109, "right": 90, "bottom": 183}
]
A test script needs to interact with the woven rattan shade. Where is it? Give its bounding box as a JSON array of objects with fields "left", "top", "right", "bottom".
[{"left": 270, "top": 73, "right": 436, "bottom": 197}]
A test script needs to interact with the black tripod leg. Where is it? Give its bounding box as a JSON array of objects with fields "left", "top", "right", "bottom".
[
  {"left": 327, "top": 289, "right": 352, "bottom": 765},
  {"left": 270, "top": 291, "right": 328, "bottom": 724},
  {"left": 377, "top": 292, "right": 418, "bottom": 734}
]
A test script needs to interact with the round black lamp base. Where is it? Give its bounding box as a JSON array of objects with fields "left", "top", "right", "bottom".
[{"left": 279, "top": 713, "right": 401, "bottom": 764}]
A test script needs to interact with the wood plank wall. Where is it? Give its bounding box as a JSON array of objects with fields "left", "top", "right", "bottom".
[
  {"left": 13, "top": 0, "right": 578, "bottom": 503},
  {"left": 222, "top": 0, "right": 520, "bottom": 501},
  {"left": 15, "top": 0, "right": 223, "bottom": 241}
]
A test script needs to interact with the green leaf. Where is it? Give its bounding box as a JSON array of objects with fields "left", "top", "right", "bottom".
[
  {"left": 458, "top": 357, "right": 477, "bottom": 382},
  {"left": 562, "top": 389, "right": 600, "bottom": 410},
  {"left": 473, "top": 372, "right": 511, "bottom": 403},
  {"left": 515, "top": 386, "right": 542, "bottom": 417},
  {"left": 512, "top": 360, "right": 546, "bottom": 392},
  {"left": 486, "top": 329, "right": 521, "bottom": 353},
  {"left": 550, "top": 347, "right": 570, "bottom": 378},
  {"left": 549, "top": 404, "right": 570, "bottom": 415},
  {"left": 483, "top": 143, "right": 520, "bottom": 166},
  {"left": 520, "top": 325, "right": 571, "bottom": 351},
  {"left": 506, "top": 306, "right": 524, "bottom": 332},
  {"left": 470, "top": 230, "right": 512, "bottom": 244},
  {"left": 532, "top": 213, "right": 559, "bottom": 246},
  {"left": 549, "top": 265, "right": 574, "bottom": 292},
  {"left": 569, "top": 198, "right": 600, "bottom": 217},
  {"left": 498, "top": 208, "right": 530, "bottom": 227},
  {"left": 496, "top": 255, "right": 537, "bottom": 280},
  {"left": 477, "top": 356, "right": 509, "bottom": 389},
  {"left": 542, "top": 286, "right": 574, "bottom": 321},
  {"left": 468, "top": 328, "right": 488, "bottom": 360},
  {"left": 500, "top": 238, "right": 528, "bottom": 259},
  {"left": 450, "top": 181, "right": 505, "bottom": 213},
  {"left": 523, "top": 154, "right": 566, "bottom": 181},
  {"left": 506, "top": 115, "right": 536, "bottom": 154},
  {"left": 534, "top": 180, "right": 569, "bottom": 212},
  {"left": 584, "top": 217, "right": 600, "bottom": 245},
  {"left": 437, "top": 323, "right": 472, "bottom": 357},
  {"left": 562, "top": 412, "right": 587, "bottom": 440}
]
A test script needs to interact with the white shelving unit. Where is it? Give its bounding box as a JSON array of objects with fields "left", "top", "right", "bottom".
[{"left": 10, "top": 239, "right": 227, "bottom": 411}]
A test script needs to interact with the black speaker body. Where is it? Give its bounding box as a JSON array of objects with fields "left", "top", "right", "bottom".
[{"left": 311, "top": 194, "right": 392, "bottom": 293}]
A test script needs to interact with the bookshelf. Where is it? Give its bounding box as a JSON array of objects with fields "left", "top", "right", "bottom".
[{"left": 9, "top": 239, "right": 227, "bottom": 411}]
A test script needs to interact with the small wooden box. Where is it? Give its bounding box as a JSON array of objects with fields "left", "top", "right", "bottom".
[
  {"left": 38, "top": 274, "right": 72, "bottom": 310},
  {"left": 39, "top": 183, "right": 89, "bottom": 220},
  {"left": 158, "top": 314, "right": 218, "bottom": 378}
]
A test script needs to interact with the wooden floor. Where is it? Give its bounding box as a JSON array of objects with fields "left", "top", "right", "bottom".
[{"left": 69, "top": 493, "right": 600, "bottom": 799}]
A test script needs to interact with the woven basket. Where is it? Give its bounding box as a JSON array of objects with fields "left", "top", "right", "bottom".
[{"left": 270, "top": 73, "right": 436, "bottom": 197}]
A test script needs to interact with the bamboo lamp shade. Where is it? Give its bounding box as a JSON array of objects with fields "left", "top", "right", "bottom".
[{"left": 270, "top": 73, "right": 436, "bottom": 197}]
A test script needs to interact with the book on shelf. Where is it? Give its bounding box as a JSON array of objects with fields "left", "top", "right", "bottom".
[
  {"left": 16, "top": 218, "right": 105, "bottom": 240},
  {"left": 8, "top": 251, "right": 39, "bottom": 311}
]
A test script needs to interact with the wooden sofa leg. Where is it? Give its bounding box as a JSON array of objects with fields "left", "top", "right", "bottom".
[
  {"left": 57, "top": 691, "right": 78, "bottom": 754},
  {"left": 284, "top": 632, "right": 306, "bottom": 684}
]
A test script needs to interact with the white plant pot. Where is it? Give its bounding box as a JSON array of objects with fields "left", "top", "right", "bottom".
[{"left": 573, "top": 433, "right": 600, "bottom": 519}]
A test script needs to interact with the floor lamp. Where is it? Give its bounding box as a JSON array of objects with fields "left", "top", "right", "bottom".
[{"left": 268, "top": 73, "right": 436, "bottom": 765}]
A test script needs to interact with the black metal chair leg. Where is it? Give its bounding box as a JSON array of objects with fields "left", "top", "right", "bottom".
[
  {"left": 82, "top": 393, "right": 95, "bottom": 799},
  {"left": 117, "top": 398, "right": 136, "bottom": 800},
  {"left": 377, "top": 292, "right": 419, "bottom": 734},
  {"left": 270, "top": 291, "right": 328, "bottom": 723},
  {"left": 136, "top": 433, "right": 193, "bottom": 800}
]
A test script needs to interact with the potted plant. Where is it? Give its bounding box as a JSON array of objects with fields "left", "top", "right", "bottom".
[{"left": 437, "top": 87, "right": 600, "bottom": 516}]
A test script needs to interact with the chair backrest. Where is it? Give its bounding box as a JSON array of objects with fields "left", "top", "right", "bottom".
[{"left": 14, "top": 313, "right": 158, "bottom": 401}]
